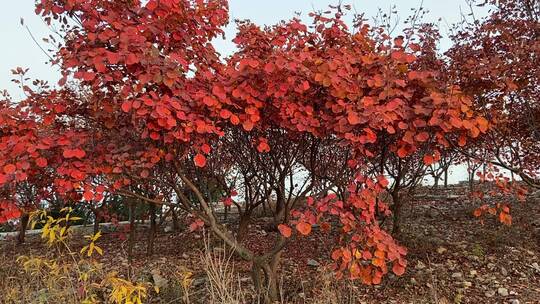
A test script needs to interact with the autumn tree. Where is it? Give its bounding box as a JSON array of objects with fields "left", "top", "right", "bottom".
[
  {"left": 217, "top": 6, "right": 487, "bottom": 294},
  {"left": 447, "top": 0, "right": 540, "bottom": 189}
]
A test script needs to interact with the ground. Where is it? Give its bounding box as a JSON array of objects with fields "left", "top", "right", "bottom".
[{"left": 1, "top": 185, "right": 539, "bottom": 303}]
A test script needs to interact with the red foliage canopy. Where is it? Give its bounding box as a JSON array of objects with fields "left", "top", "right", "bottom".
[{"left": 0, "top": 0, "right": 489, "bottom": 286}]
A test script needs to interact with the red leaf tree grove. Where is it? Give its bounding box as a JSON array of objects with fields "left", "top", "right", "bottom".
[{"left": 0, "top": 1, "right": 490, "bottom": 301}]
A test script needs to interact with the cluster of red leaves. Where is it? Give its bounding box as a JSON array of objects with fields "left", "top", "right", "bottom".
[
  {"left": 219, "top": 15, "right": 488, "bottom": 166},
  {"left": 471, "top": 165, "right": 528, "bottom": 226},
  {"left": 279, "top": 175, "right": 406, "bottom": 283},
  {"left": 0, "top": 0, "right": 233, "bottom": 217},
  {"left": 0, "top": 201, "right": 21, "bottom": 223}
]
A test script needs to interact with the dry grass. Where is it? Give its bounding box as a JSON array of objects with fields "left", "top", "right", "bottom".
[{"left": 200, "top": 236, "right": 249, "bottom": 304}]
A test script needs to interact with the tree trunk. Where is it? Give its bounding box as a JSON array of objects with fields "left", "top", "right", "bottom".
[
  {"left": 17, "top": 213, "right": 29, "bottom": 245},
  {"left": 171, "top": 208, "right": 180, "bottom": 231},
  {"left": 224, "top": 205, "right": 229, "bottom": 221},
  {"left": 236, "top": 210, "right": 252, "bottom": 242},
  {"left": 433, "top": 175, "right": 440, "bottom": 189},
  {"left": 468, "top": 172, "right": 475, "bottom": 193},
  {"left": 444, "top": 168, "right": 449, "bottom": 188},
  {"left": 251, "top": 253, "right": 282, "bottom": 303},
  {"left": 147, "top": 203, "right": 157, "bottom": 256},
  {"left": 93, "top": 209, "right": 100, "bottom": 235},
  {"left": 391, "top": 191, "right": 403, "bottom": 237},
  {"left": 262, "top": 200, "right": 267, "bottom": 216},
  {"left": 128, "top": 202, "right": 136, "bottom": 265}
]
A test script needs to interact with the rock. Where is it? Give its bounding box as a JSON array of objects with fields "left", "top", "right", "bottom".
[
  {"left": 436, "top": 247, "right": 447, "bottom": 254},
  {"left": 164, "top": 225, "right": 174, "bottom": 233},
  {"left": 509, "top": 299, "right": 520, "bottom": 304},
  {"left": 192, "top": 277, "right": 207, "bottom": 287},
  {"left": 307, "top": 259, "right": 320, "bottom": 267},
  {"left": 498, "top": 287, "right": 509, "bottom": 297},
  {"left": 469, "top": 270, "right": 478, "bottom": 277},
  {"left": 501, "top": 267, "right": 508, "bottom": 276},
  {"left": 410, "top": 278, "right": 417, "bottom": 285},
  {"left": 151, "top": 270, "right": 168, "bottom": 290},
  {"left": 426, "top": 208, "right": 440, "bottom": 218},
  {"left": 451, "top": 272, "right": 463, "bottom": 279},
  {"left": 468, "top": 255, "right": 481, "bottom": 262},
  {"left": 213, "top": 247, "right": 225, "bottom": 253},
  {"left": 531, "top": 262, "right": 540, "bottom": 272},
  {"left": 463, "top": 281, "right": 472, "bottom": 288},
  {"left": 182, "top": 253, "right": 189, "bottom": 259},
  {"left": 485, "top": 290, "right": 496, "bottom": 298},
  {"left": 416, "top": 261, "right": 426, "bottom": 270}
]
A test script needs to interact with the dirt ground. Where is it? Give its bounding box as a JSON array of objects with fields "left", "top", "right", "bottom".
[{"left": 1, "top": 185, "right": 539, "bottom": 303}]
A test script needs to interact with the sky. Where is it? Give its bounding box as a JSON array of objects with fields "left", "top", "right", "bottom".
[{"left": 0, "top": 1, "right": 490, "bottom": 183}]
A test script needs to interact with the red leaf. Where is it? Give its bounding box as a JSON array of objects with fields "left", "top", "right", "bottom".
[
  {"left": 423, "top": 154, "right": 434, "bottom": 165},
  {"left": 248, "top": 59, "right": 259, "bottom": 68},
  {"left": 347, "top": 111, "right": 361, "bottom": 125},
  {"left": 278, "top": 224, "right": 292, "bottom": 238},
  {"left": 397, "top": 147, "right": 408, "bottom": 158},
  {"left": 212, "top": 85, "right": 227, "bottom": 100},
  {"left": 392, "top": 263, "right": 405, "bottom": 276},
  {"left": 36, "top": 157, "right": 48, "bottom": 168},
  {"left": 242, "top": 120, "right": 254, "bottom": 131},
  {"left": 230, "top": 115, "right": 240, "bottom": 125},
  {"left": 377, "top": 175, "right": 389, "bottom": 188},
  {"left": 3, "top": 164, "right": 16, "bottom": 174},
  {"left": 106, "top": 52, "right": 121, "bottom": 64},
  {"left": 499, "top": 212, "right": 512, "bottom": 225},
  {"left": 264, "top": 63, "right": 275, "bottom": 73},
  {"left": 73, "top": 149, "right": 86, "bottom": 159},
  {"left": 121, "top": 101, "right": 132, "bottom": 113},
  {"left": 126, "top": 53, "right": 139, "bottom": 65},
  {"left": 146, "top": 0, "right": 158, "bottom": 11},
  {"left": 83, "top": 190, "right": 94, "bottom": 201},
  {"left": 477, "top": 117, "right": 489, "bottom": 133},
  {"left": 223, "top": 197, "right": 233, "bottom": 206},
  {"left": 83, "top": 72, "right": 95, "bottom": 81},
  {"left": 150, "top": 132, "right": 160, "bottom": 140},
  {"left": 386, "top": 99, "right": 400, "bottom": 111},
  {"left": 415, "top": 132, "right": 429, "bottom": 142},
  {"left": 63, "top": 149, "right": 74, "bottom": 158},
  {"left": 194, "top": 153, "right": 206, "bottom": 167},
  {"left": 296, "top": 222, "right": 312, "bottom": 236},
  {"left": 394, "top": 36, "right": 404, "bottom": 47},
  {"left": 257, "top": 138, "right": 270, "bottom": 153},
  {"left": 189, "top": 219, "right": 204, "bottom": 232},
  {"left": 201, "top": 144, "right": 211, "bottom": 154},
  {"left": 203, "top": 96, "right": 218, "bottom": 107},
  {"left": 219, "top": 109, "right": 232, "bottom": 119}
]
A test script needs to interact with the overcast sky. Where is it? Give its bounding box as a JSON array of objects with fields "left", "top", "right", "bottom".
[{"left": 0, "top": 1, "right": 489, "bottom": 183}]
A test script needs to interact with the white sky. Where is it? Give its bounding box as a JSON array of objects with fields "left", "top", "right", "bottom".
[{"left": 0, "top": 1, "right": 491, "bottom": 183}]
